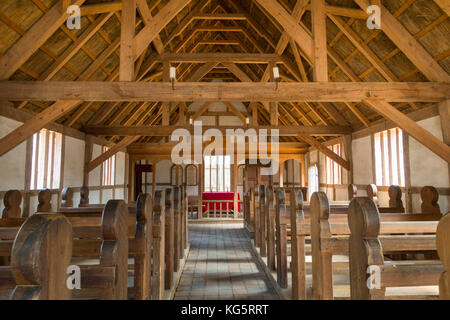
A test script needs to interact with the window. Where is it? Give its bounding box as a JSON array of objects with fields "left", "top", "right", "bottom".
[
  {"left": 30, "top": 129, "right": 62, "bottom": 190},
  {"left": 101, "top": 146, "right": 115, "bottom": 186},
  {"left": 204, "top": 155, "right": 231, "bottom": 192},
  {"left": 374, "top": 128, "right": 405, "bottom": 187},
  {"left": 326, "top": 144, "right": 342, "bottom": 185},
  {"left": 308, "top": 165, "right": 319, "bottom": 200}
]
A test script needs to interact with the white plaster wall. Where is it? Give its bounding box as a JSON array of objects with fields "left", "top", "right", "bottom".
[
  {"left": 0, "top": 116, "right": 26, "bottom": 190},
  {"left": 90, "top": 190, "right": 100, "bottom": 204},
  {"left": 409, "top": 116, "right": 449, "bottom": 213},
  {"left": 116, "top": 152, "right": 125, "bottom": 185},
  {"left": 156, "top": 160, "right": 172, "bottom": 186},
  {"left": 63, "top": 136, "right": 85, "bottom": 188},
  {"left": 102, "top": 188, "right": 113, "bottom": 203},
  {"left": 352, "top": 135, "right": 373, "bottom": 186},
  {"left": 409, "top": 116, "right": 448, "bottom": 187},
  {"left": 89, "top": 144, "right": 102, "bottom": 187}
]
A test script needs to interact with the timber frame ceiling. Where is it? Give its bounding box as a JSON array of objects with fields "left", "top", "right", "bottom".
[{"left": 0, "top": 0, "right": 449, "bottom": 150}]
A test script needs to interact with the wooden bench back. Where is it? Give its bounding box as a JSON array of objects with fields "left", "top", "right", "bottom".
[
  {"left": 437, "top": 213, "right": 450, "bottom": 300},
  {"left": 10, "top": 214, "right": 72, "bottom": 300}
]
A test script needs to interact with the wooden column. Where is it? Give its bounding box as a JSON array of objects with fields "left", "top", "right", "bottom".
[
  {"left": 119, "top": 0, "right": 136, "bottom": 81},
  {"left": 269, "top": 62, "right": 278, "bottom": 126},
  {"left": 83, "top": 135, "right": 93, "bottom": 186},
  {"left": 301, "top": 155, "right": 306, "bottom": 187},
  {"left": 162, "top": 60, "right": 171, "bottom": 127},
  {"left": 343, "top": 135, "right": 353, "bottom": 185},
  {"left": 311, "top": 0, "right": 328, "bottom": 82},
  {"left": 403, "top": 133, "right": 413, "bottom": 213},
  {"left": 128, "top": 156, "right": 135, "bottom": 202},
  {"left": 252, "top": 103, "right": 258, "bottom": 126},
  {"left": 152, "top": 162, "right": 157, "bottom": 199}
]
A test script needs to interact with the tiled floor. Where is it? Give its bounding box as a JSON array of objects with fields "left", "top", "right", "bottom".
[{"left": 174, "top": 223, "right": 280, "bottom": 300}]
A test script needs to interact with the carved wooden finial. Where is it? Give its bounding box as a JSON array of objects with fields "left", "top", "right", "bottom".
[
  {"left": 310, "top": 192, "right": 330, "bottom": 221},
  {"left": 291, "top": 188, "right": 304, "bottom": 216},
  {"left": 37, "top": 189, "right": 52, "bottom": 213},
  {"left": 366, "top": 184, "right": 378, "bottom": 201},
  {"left": 100, "top": 200, "right": 129, "bottom": 299},
  {"left": 2, "top": 190, "right": 22, "bottom": 219},
  {"left": 421, "top": 186, "right": 441, "bottom": 218},
  {"left": 437, "top": 213, "right": 450, "bottom": 300},
  {"left": 388, "top": 185, "right": 404, "bottom": 211},
  {"left": 11, "top": 214, "right": 72, "bottom": 300},
  {"left": 61, "top": 187, "right": 73, "bottom": 208},
  {"left": 348, "top": 184, "right": 357, "bottom": 200},
  {"left": 348, "top": 197, "right": 384, "bottom": 300},
  {"left": 79, "top": 186, "right": 89, "bottom": 207}
]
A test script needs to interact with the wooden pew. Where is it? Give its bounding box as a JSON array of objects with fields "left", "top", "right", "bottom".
[
  {"left": 0, "top": 214, "right": 72, "bottom": 300},
  {"left": 367, "top": 184, "right": 405, "bottom": 213},
  {"left": 265, "top": 186, "right": 276, "bottom": 272},
  {"left": 53, "top": 192, "right": 154, "bottom": 300},
  {"left": 310, "top": 187, "right": 442, "bottom": 300},
  {"left": 437, "top": 213, "right": 450, "bottom": 300},
  {"left": 267, "top": 185, "right": 441, "bottom": 300},
  {"left": 348, "top": 197, "right": 443, "bottom": 300},
  {"left": 152, "top": 190, "right": 165, "bottom": 300}
]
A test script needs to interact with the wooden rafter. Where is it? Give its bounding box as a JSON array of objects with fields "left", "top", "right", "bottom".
[
  {"left": 363, "top": 99, "right": 450, "bottom": 163},
  {"left": 0, "top": 0, "right": 87, "bottom": 80}
]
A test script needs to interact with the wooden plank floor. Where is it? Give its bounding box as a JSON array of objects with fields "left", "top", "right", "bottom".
[{"left": 174, "top": 223, "right": 280, "bottom": 300}]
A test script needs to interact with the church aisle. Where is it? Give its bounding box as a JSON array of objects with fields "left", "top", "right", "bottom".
[{"left": 174, "top": 223, "right": 280, "bottom": 300}]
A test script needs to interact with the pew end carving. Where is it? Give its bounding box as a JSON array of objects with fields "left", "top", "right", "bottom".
[
  {"left": 11, "top": 214, "right": 73, "bottom": 300},
  {"left": 61, "top": 187, "right": 74, "bottom": 208},
  {"left": 37, "top": 189, "right": 52, "bottom": 213},
  {"left": 2, "top": 190, "right": 22, "bottom": 219}
]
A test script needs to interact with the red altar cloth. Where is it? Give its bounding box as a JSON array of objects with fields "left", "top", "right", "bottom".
[{"left": 202, "top": 192, "right": 241, "bottom": 213}]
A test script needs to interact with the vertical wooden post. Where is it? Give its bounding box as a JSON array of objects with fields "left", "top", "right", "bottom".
[
  {"left": 438, "top": 100, "right": 450, "bottom": 184},
  {"left": 233, "top": 163, "right": 238, "bottom": 218},
  {"left": 120, "top": 0, "right": 136, "bottom": 81},
  {"left": 266, "top": 186, "right": 276, "bottom": 271},
  {"left": 290, "top": 188, "right": 306, "bottom": 300},
  {"left": 269, "top": 62, "right": 278, "bottom": 126},
  {"left": 311, "top": 0, "right": 328, "bottom": 82},
  {"left": 164, "top": 188, "right": 174, "bottom": 290},
  {"left": 152, "top": 162, "right": 157, "bottom": 199},
  {"left": 152, "top": 191, "right": 165, "bottom": 300}
]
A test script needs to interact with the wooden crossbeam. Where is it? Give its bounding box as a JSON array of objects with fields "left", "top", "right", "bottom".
[
  {"left": 159, "top": 53, "right": 282, "bottom": 64},
  {"left": 363, "top": 99, "right": 450, "bottom": 163},
  {"left": 61, "top": 0, "right": 71, "bottom": 13},
  {"left": 87, "top": 136, "right": 140, "bottom": 172},
  {"left": 354, "top": 0, "right": 450, "bottom": 82},
  {"left": 194, "top": 13, "right": 247, "bottom": 20},
  {"left": 0, "top": 0, "right": 87, "bottom": 80},
  {"left": 83, "top": 125, "right": 352, "bottom": 136},
  {"left": 0, "top": 100, "right": 81, "bottom": 156},
  {"left": 133, "top": 0, "right": 193, "bottom": 60},
  {"left": 1, "top": 81, "right": 447, "bottom": 102},
  {"left": 299, "top": 134, "right": 350, "bottom": 170}
]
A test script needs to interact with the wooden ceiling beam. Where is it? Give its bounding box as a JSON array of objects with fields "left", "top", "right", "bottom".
[
  {"left": 0, "top": 100, "right": 82, "bottom": 156},
  {"left": 354, "top": 0, "right": 450, "bottom": 82},
  {"left": 300, "top": 134, "right": 350, "bottom": 170},
  {"left": 2, "top": 81, "right": 448, "bottom": 102},
  {"left": 133, "top": 0, "right": 193, "bottom": 60},
  {"left": 87, "top": 136, "right": 140, "bottom": 172},
  {"left": 363, "top": 99, "right": 450, "bottom": 163},
  {"left": 159, "top": 53, "right": 282, "bottom": 64},
  {"left": 223, "top": 101, "right": 247, "bottom": 124},
  {"left": 83, "top": 125, "right": 352, "bottom": 136},
  {"left": 194, "top": 13, "right": 247, "bottom": 20},
  {"left": 0, "top": 0, "right": 87, "bottom": 80}
]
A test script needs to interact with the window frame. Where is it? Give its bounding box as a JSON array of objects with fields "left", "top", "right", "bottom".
[
  {"left": 204, "top": 155, "right": 231, "bottom": 192},
  {"left": 374, "top": 128, "right": 405, "bottom": 187}
]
